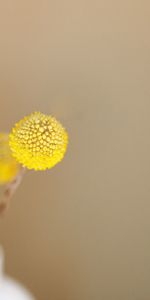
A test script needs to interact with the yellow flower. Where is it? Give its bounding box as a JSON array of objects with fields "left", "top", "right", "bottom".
[
  {"left": 9, "top": 112, "right": 68, "bottom": 170},
  {"left": 0, "top": 133, "right": 20, "bottom": 184}
]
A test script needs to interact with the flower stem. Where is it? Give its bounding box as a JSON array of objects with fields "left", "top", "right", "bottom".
[{"left": 0, "top": 167, "right": 26, "bottom": 215}]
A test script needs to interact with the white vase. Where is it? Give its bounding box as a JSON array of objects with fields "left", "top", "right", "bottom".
[{"left": 0, "top": 247, "right": 35, "bottom": 300}]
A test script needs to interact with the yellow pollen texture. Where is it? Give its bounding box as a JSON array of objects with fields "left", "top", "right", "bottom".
[
  {"left": 0, "top": 133, "right": 20, "bottom": 184},
  {"left": 9, "top": 112, "right": 68, "bottom": 170}
]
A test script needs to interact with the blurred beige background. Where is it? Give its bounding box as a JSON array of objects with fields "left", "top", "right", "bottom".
[{"left": 0, "top": 0, "right": 150, "bottom": 299}]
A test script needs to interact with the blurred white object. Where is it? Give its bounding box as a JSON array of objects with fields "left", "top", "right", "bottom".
[{"left": 0, "top": 247, "right": 35, "bottom": 300}]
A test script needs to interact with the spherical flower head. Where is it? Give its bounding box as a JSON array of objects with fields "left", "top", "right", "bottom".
[
  {"left": 9, "top": 112, "right": 68, "bottom": 171},
  {"left": 0, "top": 133, "right": 21, "bottom": 184}
]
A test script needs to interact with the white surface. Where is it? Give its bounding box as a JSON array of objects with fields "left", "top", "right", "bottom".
[
  {"left": 0, "top": 276, "right": 35, "bottom": 300},
  {"left": 0, "top": 247, "right": 35, "bottom": 300}
]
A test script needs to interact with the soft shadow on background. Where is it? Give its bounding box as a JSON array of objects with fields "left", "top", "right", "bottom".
[{"left": 0, "top": 0, "right": 150, "bottom": 299}]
